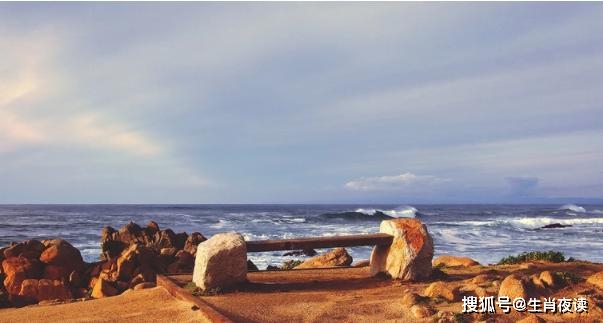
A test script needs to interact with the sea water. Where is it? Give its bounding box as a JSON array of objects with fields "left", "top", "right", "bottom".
[{"left": 1, "top": 204, "right": 602, "bottom": 269}]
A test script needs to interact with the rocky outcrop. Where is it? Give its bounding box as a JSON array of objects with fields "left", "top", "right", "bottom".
[
  {"left": 370, "top": 218, "right": 434, "bottom": 280},
  {"left": 423, "top": 281, "right": 460, "bottom": 302},
  {"left": 587, "top": 271, "right": 603, "bottom": 289},
  {"left": 0, "top": 221, "right": 207, "bottom": 306},
  {"left": 295, "top": 248, "right": 353, "bottom": 269},
  {"left": 410, "top": 304, "right": 433, "bottom": 318},
  {"left": 433, "top": 255, "right": 479, "bottom": 267},
  {"left": 193, "top": 232, "right": 247, "bottom": 291}
]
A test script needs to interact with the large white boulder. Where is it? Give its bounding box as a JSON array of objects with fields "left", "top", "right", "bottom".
[
  {"left": 192, "top": 232, "right": 247, "bottom": 290},
  {"left": 370, "top": 218, "right": 433, "bottom": 280}
]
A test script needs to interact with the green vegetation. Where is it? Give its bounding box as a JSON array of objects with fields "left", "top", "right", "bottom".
[
  {"left": 183, "top": 282, "right": 223, "bottom": 296},
  {"left": 497, "top": 251, "right": 565, "bottom": 265},
  {"left": 281, "top": 260, "right": 303, "bottom": 270}
]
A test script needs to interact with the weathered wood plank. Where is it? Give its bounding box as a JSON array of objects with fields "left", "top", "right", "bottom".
[
  {"left": 156, "top": 274, "right": 233, "bottom": 323},
  {"left": 245, "top": 233, "right": 393, "bottom": 252}
]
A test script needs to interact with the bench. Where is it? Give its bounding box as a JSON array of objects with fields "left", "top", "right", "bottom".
[{"left": 246, "top": 233, "right": 394, "bottom": 252}]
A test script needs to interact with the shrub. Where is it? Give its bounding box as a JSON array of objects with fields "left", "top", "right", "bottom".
[{"left": 497, "top": 251, "right": 565, "bottom": 265}]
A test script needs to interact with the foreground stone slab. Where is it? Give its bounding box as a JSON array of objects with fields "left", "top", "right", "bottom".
[
  {"left": 193, "top": 232, "right": 247, "bottom": 290},
  {"left": 370, "top": 218, "right": 433, "bottom": 280}
]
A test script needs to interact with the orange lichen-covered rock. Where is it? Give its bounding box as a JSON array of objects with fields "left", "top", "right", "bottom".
[
  {"left": 499, "top": 274, "right": 529, "bottom": 300},
  {"left": 433, "top": 255, "right": 479, "bottom": 268},
  {"left": 370, "top": 218, "right": 434, "bottom": 280},
  {"left": 587, "top": 271, "right": 603, "bottom": 290},
  {"left": 2, "top": 257, "right": 42, "bottom": 295},
  {"left": 295, "top": 248, "right": 353, "bottom": 269}
]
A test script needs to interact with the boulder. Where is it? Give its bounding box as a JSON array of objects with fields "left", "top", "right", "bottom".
[
  {"left": 423, "top": 281, "right": 460, "bottom": 302},
  {"left": 433, "top": 255, "right": 479, "bottom": 267},
  {"left": 43, "top": 265, "right": 69, "bottom": 281},
  {"left": 410, "top": 304, "right": 433, "bottom": 318},
  {"left": 539, "top": 271, "right": 558, "bottom": 288},
  {"left": 4, "top": 240, "right": 45, "bottom": 259},
  {"left": 116, "top": 245, "right": 138, "bottom": 281},
  {"left": 156, "top": 229, "right": 176, "bottom": 249},
  {"left": 37, "top": 279, "right": 72, "bottom": 301},
  {"left": 295, "top": 248, "right": 353, "bottom": 269},
  {"left": 184, "top": 232, "right": 206, "bottom": 255},
  {"left": 247, "top": 260, "right": 259, "bottom": 271},
  {"left": 174, "top": 232, "right": 188, "bottom": 250},
  {"left": 2, "top": 257, "right": 42, "bottom": 295},
  {"left": 39, "top": 239, "right": 84, "bottom": 273},
  {"left": 587, "top": 271, "right": 603, "bottom": 290},
  {"left": 192, "top": 232, "right": 247, "bottom": 291},
  {"left": 401, "top": 292, "right": 422, "bottom": 306},
  {"left": 91, "top": 277, "right": 119, "bottom": 298},
  {"left": 117, "top": 222, "right": 144, "bottom": 245},
  {"left": 370, "top": 218, "right": 434, "bottom": 280},
  {"left": 541, "top": 223, "right": 571, "bottom": 229},
  {"left": 17, "top": 279, "right": 39, "bottom": 305},
  {"left": 499, "top": 274, "right": 529, "bottom": 300}
]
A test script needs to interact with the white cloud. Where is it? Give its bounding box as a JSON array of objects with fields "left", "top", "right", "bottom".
[{"left": 345, "top": 172, "right": 448, "bottom": 191}]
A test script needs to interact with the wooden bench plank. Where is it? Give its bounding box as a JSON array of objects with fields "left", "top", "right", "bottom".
[{"left": 245, "top": 233, "right": 393, "bottom": 252}]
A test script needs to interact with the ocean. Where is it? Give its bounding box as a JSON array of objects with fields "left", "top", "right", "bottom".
[{"left": 1, "top": 204, "right": 602, "bottom": 269}]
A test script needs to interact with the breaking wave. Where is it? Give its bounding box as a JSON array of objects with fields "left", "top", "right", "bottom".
[
  {"left": 559, "top": 204, "right": 586, "bottom": 213},
  {"left": 355, "top": 205, "right": 418, "bottom": 218}
]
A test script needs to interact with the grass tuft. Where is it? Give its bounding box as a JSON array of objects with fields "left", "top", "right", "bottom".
[{"left": 497, "top": 251, "right": 565, "bottom": 265}]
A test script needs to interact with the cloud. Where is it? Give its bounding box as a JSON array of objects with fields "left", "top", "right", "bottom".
[
  {"left": 506, "top": 176, "right": 539, "bottom": 196},
  {"left": 345, "top": 172, "right": 448, "bottom": 191}
]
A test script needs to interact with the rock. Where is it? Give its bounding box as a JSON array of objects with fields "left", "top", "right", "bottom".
[
  {"left": 539, "top": 271, "right": 558, "bottom": 288},
  {"left": 247, "top": 260, "right": 259, "bottom": 271},
  {"left": 2, "top": 257, "right": 43, "bottom": 295},
  {"left": 471, "top": 274, "right": 497, "bottom": 285},
  {"left": 424, "top": 281, "right": 460, "bottom": 302},
  {"left": 39, "top": 239, "right": 84, "bottom": 273},
  {"left": 410, "top": 304, "right": 433, "bottom": 318},
  {"left": 117, "top": 221, "right": 144, "bottom": 245},
  {"left": 145, "top": 221, "right": 160, "bottom": 235},
  {"left": 283, "top": 249, "right": 317, "bottom": 257},
  {"left": 517, "top": 315, "right": 546, "bottom": 323},
  {"left": 530, "top": 274, "right": 546, "bottom": 289},
  {"left": 37, "top": 279, "right": 72, "bottom": 301},
  {"left": 156, "top": 229, "right": 176, "bottom": 249},
  {"left": 370, "top": 218, "right": 434, "bottom": 280},
  {"left": 499, "top": 275, "right": 529, "bottom": 300},
  {"left": 184, "top": 232, "right": 206, "bottom": 255},
  {"left": 353, "top": 260, "right": 370, "bottom": 267},
  {"left": 42, "top": 265, "right": 68, "bottom": 281},
  {"left": 541, "top": 223, "right": 571, "bottom": 229},
  {"left": 586, "top": 271, "right": 603, "bottom": 289},
  {"left": 4, "top": 240, "right": 45, "bottom": 259},
  {"left": 91, "top": 277, "right": 119, "bottom": 298},
  {"left": 160, "top": 247, "right": 178, "bottom": 257},
  {"left": 174, "top": 232, "right": 188, "bottom": 250},
  {"left": 401, "top": 292, "right": 421, "bottom": 305},
  {"left": 133, "top": 282, "right": 156, "bottom": 290},
  {"left": 116, "top": 244, "right": 139, "bottom": 281},
  {"left": 295, "top": 248, "right": 353, "bottom": 269},
  {"left": 433, "top": 255, "right": 479, "bottom": 267},
  {"left": 17, "top": 279, "right": 39, "bottom": 305},
  {"left": 192, "top": 232, "right": 247, "bottom": 291}
]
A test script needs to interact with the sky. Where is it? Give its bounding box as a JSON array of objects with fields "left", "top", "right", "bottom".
[{"left": 1, "top": 2, "right": 603, "bottom": 204}]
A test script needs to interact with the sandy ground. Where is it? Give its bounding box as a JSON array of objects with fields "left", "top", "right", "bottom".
[
  {"left": 171, "top": 261, "right": 603, "bottom": 323},
  {"left": 2, "top": 262, "right": 602, "bottom": 323},
  {"left": 0, "top": 287, "right": 209, "bottom": 323}
]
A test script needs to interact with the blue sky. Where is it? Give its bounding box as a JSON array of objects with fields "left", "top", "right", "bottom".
[{"left": 1, "top": 3, "right": 602, "bottom": 203}]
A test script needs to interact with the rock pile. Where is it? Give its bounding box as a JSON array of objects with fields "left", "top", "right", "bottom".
[
  {"left": 91, "top": 221, "right": 206, "bottom": 297},
  {"left": 0, "top": 221, "right": 206, "bottom": 307},
  {"left": 0, "top": 239, "right": 85, "bottom": 306}
]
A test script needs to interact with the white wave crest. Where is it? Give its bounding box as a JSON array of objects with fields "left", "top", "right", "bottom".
[
  {"left": 355, "top": 205, "right": 418, "bottom": 218},
  {"left": 509, "top": 217, "right": 603, "bottom": 229},
  {"left": 560, "top": 204, "right": 586, "bottom": 213}
]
